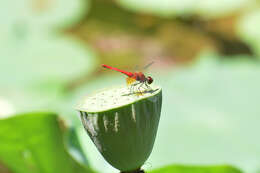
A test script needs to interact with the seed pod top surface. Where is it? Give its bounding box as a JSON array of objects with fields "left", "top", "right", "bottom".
[{"left": 76, "top": 86, "right": 161, "bottom": 113}]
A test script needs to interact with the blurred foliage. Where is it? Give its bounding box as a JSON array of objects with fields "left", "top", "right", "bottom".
[
  {"left": 149, "top": 165, "right": 242, "bottom": 173},
  {"left": 0, "top": 0, "right": 96, "bottom": 122},
  {"left": 0, "top": 0, "right": 88, "bottom": 34},
  {"left": 116, "top": 0, "right": 252, "bottom": 18},
  {"left": 0, "top": 112, "right": 95, "bottom": 173},
  {"left": 68, "top": 0, "right": 216, "bottom": 66},
  {"left": 0, "top": 35, "right": 96, "bottom": 86},
  {"left": 67, "top": 0, "right": 257, "bottom": 75},
  {"left": 149, "top": 53, "right": 260, "bottom": 172},
  {"left": 0, "top": 34, "right": 96, "bottom": 118},
  {"left": 237, "top": 9, "right": 260, "bottom": 56}
]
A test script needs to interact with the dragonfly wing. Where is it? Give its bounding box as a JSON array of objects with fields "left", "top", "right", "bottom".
[
  {"left": 126, "top": 77, "right": 136, "bottom": 85},
  {"left": 143, "top": 61, "right": 154, "bottom": 70},
  {"left": 134, "top": 65, "right": 140, "bottom": 71}
]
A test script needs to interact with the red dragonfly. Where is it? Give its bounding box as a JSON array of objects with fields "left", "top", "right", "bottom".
[{"left": 102, "top": 63, "right": 154, "bottom": 92}]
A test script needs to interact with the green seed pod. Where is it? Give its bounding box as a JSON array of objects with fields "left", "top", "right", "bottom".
[{"left": 76, "top": 86, "right": 162, "bottom": 172}]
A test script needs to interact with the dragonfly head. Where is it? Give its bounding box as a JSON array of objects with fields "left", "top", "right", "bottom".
[{"left": 147, "top": 76, "right": 153, "bottom": 84}]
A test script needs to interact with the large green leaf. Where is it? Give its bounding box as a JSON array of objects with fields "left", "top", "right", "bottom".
[
  {"left": 0, "top": 34, "right": 97, "bottom": 120},
  {"left": 0, "top": 112, "right": 95, "bottom": 173},
  {"left": 149, "top": 165, "right": 242, "bottom": 173},
  {"left": 0, "top": 97, "right": 15, "bottom": 118},
  {"left": 237, "top": 9, "right": 260, "bottom": 57},
  {"left": 0, "top": 35, "right": 96, "bottom": 86},
  {"left": 116, "top": 0, "right": 251, "bottom": 18},
  {"left": 148, "top": 53, "right": 260, "bottom": 173},
  {"left": 0, "top": 0, "right": 89, "bottom": 34}
]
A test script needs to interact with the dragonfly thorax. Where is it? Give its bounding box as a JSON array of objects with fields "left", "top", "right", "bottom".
[
  {"left": 133, "top": 72, "right": 144, "bottom": 82},
  {"left": 134, "top": 72, "right": 153, "bottom": 85}
]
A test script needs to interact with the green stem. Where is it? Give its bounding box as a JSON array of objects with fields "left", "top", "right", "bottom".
[{"left": 121, "top": 168, "right": 144, "bottom": 173}]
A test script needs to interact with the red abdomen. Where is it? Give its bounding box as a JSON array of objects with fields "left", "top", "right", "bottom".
[{"left": 102, "top": 64, "right": 133, "bottom": 77}]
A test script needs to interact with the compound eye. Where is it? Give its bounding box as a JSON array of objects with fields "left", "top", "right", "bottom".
[{"left": 147, "top": 76, "right": 153, "bottom": 84}]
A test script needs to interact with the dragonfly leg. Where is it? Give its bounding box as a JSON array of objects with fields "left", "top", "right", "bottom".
[
  {"left": 130, "top": 82, "right": 137, "bottom": 93},
  {"left": 130, "top": 84, "right": 134, "bottom": 93},
  {"left": 140, "top": 83, "right": 147, "bottom": 90},
  {"left": 145, "top": 82, "right": 152, "bottom": 90},
  {"left": 137, "top": 84, "right": 142, "bottom": 93},
  {"left": 133, "top": 84, "right": 138, "bottom": 93},
  {"left": 138, "top": 82, "right": 145, "bottom": 92},
  {"left": 130, "top": 81, "right": 148, "bottom": 94},
  {"left": 137, "top": 86, "right": 141, "bottom": 94}
]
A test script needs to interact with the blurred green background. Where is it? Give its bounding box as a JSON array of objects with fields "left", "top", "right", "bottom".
[{"left": 1, "top": 0, "right": 260, "bottom": 173}]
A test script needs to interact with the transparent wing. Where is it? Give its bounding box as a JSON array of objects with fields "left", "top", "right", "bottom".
[
  {"left": 143, "top": 61, "right": 154, "bottom": 70},
  {"left": 134, "top": 65, "right": 139, "bottom": 71}
]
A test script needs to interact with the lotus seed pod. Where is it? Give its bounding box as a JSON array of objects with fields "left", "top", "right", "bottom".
[{"left": 76, "top": 86, "right": 162, "bottom": 172}]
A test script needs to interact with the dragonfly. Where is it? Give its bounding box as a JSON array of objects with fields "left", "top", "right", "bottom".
[{"left": 102, "top": 62, "right": 154, "bottom": 93}]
